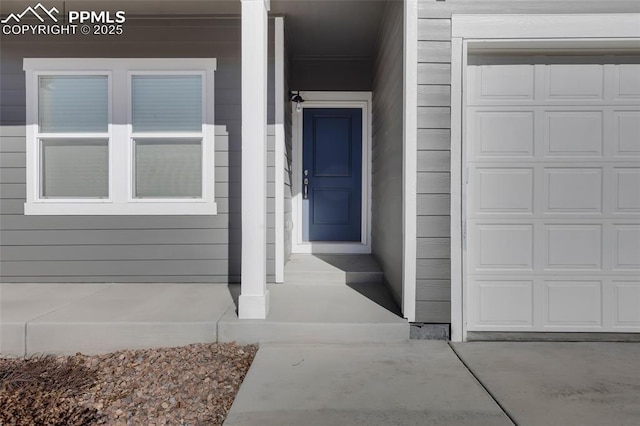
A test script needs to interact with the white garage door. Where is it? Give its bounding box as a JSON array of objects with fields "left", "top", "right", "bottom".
[{"left": 465, "top": 54, "right": 640, "bottom": 332}]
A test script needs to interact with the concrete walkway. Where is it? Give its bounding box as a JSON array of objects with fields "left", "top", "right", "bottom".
[
  {"left": 225, "top": 341, "right": 640, "bottom": 426},
  {"left": 224, "top": 342, "right": 512, "bottom": 426}
]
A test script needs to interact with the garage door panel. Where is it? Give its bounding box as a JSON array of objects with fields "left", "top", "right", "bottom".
[
  {"left": 545, "top": 225, "right": 602, "bottom": 270},
  {"left": 468, "top": 220, "right": 640, "bottom": 275},
  {"left": 544, "top": 168, "right": 603, "bottom": 213},
  {"left": 545, "top": 111, "right": 603, "bottom": 156},
  {"left": 613, "top": 281, "right": 640, "bottom": 327},
  {"left": 474, "top": 280, "right": 534, "bottom": 327},
  {"left": 470, "top": 164, "right": 637, "bottom": 219},
  {"left": 614, "top": 111, "right": 640, "bottom": 155},
  {"left": 470, "top": 63, "right": 535, "bottom": 102},
  {"left": 472, "top": 168, "right": 534, "bottom": 214},
  {"left": 615, "top": 64, "right": 640, "bottom": 100},
  {"left": 614, "top": 225, "right": 640, "bottom": 270},
  {"left": 544, "top": 281, "right": 602, "bottom": 327},
  {"left": 471, "top": 111, "right": 535, "bottom": 157},
  {"left": 545, "top": 64, "right": 605, "bottom": 100},
  {"left": 471, "top": 224, "right": 534, "bottom": 271},
  {"left": 468, "top": 107, "right": 639, "bottom": 161},
  {"left": 614, "top": 169, "right": 640, "bottom": 212}
]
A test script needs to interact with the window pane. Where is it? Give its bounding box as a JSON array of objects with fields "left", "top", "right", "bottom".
[
  {"left": 132, "top": 75, "right": 202, "bottom": 132},
  {"left": 39, "top": 76, "right": 108, "bottom": 133},
  {"left": 41, "top": 139, "right": 109, "bottom": 198},
  {"left": 134, "top": 139, "right": 202, "bottom": 198}
]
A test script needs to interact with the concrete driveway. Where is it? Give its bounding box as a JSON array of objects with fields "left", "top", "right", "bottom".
[
  {"left": 452, "top": 342, "right": 640, "bottom": 426},
  {"left": 226, "top": 341, "right": 640, "bottom": 426}
]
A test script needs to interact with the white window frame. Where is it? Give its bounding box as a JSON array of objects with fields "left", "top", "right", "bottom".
[
  {"left": 34, "top": 70, "right": 113, "bottom": 203},
  {"left": 23, "top": 58, "right": 217, "bottom": 215}
]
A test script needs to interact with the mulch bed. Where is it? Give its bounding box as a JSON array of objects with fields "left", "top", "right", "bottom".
[{"left": 0, "top": 342, "right": 257, "bottom": 426}]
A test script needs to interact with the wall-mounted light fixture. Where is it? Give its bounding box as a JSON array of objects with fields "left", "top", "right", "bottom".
[{"left": 289, "top": 91, "right": 305, "bottom": 113}]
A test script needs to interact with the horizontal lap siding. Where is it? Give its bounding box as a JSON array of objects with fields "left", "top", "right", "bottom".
[
  {"left": 372, "top": 1, "right": 404, "bottom": 306},
  {"left": 416, "top": 8, "right": 452, "bottom": 323},
  {"left": 0, "top": 18, "right": 276, "bottom": 283},
  {"left": 415, "top": 0, "right": 640, "bottom": 323},
  {"left": 266, "top": 21, "right": 276, "bottom": 281},
  {"left": 267, "top": 130, "right": 276, "bottom": 281}
]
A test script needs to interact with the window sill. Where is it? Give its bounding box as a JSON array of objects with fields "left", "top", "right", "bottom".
[{"left": 24, "top": 201, "right": 218, "bottom": 215}]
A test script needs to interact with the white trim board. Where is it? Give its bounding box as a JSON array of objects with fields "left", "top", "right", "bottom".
[
  {"left": 274, "top": 17, "right": 285, "bottom": 283},
  {"left": 449, "top": 37, "right": 464, "bottom": 342},
  {"left": 402, "top": 0, "right": 418, "bottom": 323},
  {"left": 291, "top": 91, "right": 373, "bottom": 254},
  {"left": 452, "top": 14, "right": 640, "bottom": 39},
  {"left": 449, "top": 13, "right": 640, "bottom": 342}
]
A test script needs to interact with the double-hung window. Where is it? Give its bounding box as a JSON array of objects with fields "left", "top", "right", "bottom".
[{"left": 23, "top": 58, "right": 217, "bottom": 215}]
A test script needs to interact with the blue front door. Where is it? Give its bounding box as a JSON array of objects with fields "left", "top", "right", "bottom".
[{"left": 303, "top": 108, "right": 362, "bottom": 242}]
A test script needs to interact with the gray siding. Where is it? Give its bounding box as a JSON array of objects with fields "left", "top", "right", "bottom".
[
  {"left": 371, "top": 1, "right": 404, "bottom": 306},
  {"left": 0, "top": 17, "right": 276, "bottom": 283},
  {"left": 415, "top": 0, "right": 640, "bottom": 322},
  {"left": 267, "top": 129, "right": 276, "bottom": 282}
]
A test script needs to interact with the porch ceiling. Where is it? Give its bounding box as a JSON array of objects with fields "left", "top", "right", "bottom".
[
  {"left": 271, "top": 0, "right": 388, "bottom": 58},
  {"left": 1, "top": 0, "right": 389, "bottom": 59}
]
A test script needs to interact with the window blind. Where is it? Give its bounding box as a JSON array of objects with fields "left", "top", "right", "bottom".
[
  {"left": 134, "top": 139, "right": 202, "bottom": 198},
  {"left": 40, "top": 139, "right": 109, "bottom": 198},
  {"left": 38, "top": 76, "right": 108, "bottom": 133},
  {"left": 131, "top": 75, "right": 202, "bottom": 132}
]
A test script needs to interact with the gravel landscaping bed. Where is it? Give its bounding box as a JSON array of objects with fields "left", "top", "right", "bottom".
[{"left": 0, "top": 342, "right": 257, "bottom": 425}]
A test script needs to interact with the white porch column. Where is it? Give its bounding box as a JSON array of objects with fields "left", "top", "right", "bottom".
[{"left": 239, "top": 0, "right": 270, "bottom": 319}]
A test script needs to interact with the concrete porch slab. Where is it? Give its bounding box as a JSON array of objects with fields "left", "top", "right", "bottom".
[
  {"left": 0, "top": 283, "right": 110, "bottom": 356},
  {"left": 224, "top": 342, "right": 512, "bottom": 426},
  {"left": 218, "top": 283, "right": 409, "bottom": 344},
  {"left": 1, "top": 283, "right": 234, "bottom": 356},
  {"left": 2, "top": 280, "right": 407, "bottom": 356},
  {"left": 285, "top": 254, "right": 384, "bottom": 284},
  {"left": 452, "top": 342, "right": 640, "bottom": 426}
]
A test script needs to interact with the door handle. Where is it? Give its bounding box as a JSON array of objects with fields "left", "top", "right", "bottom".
[{"left": 303, "top": 169, "right": 309, "bottom": 199}]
